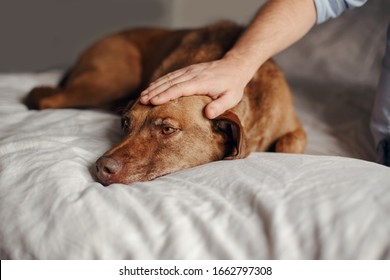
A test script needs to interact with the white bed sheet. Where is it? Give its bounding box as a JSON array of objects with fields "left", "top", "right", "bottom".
[{"left": 0, "top": 71, "right": 390, "bottom": 259}]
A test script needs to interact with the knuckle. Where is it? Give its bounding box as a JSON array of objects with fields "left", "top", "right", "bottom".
[
  {"left": 171, "top": 82, "right": 183, "bottom": 91},
  {"left": 186, "top": 65, "right": 199, "bottom": 75},
  {"left": 166, "top": 72, "right": 174, "bottom": 79}
]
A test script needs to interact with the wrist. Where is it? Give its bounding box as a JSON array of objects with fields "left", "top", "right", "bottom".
[{"left": 223, "top": 50, "right": 265, "bottom": 85}]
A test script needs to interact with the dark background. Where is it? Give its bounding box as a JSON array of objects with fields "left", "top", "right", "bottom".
[{"left": 0, "top": 0, "right": 260, "bottom": 71}]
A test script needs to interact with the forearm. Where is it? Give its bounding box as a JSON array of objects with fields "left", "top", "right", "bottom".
[{"left": 224, "top": 0, "right": 317, "bottom": 82}]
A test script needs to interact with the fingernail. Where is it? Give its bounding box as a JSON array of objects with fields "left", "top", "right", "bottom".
[
  {"left": 140, "top": 95, "right": 149, "bottom": 102},
  {"left": 208, "top": 108, "right": 216, "bottom": 119},
  {"left": 140, "top": 90, "right": 148, "bottom": 96}
]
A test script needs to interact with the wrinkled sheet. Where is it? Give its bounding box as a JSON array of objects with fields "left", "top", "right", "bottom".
[
  {"left": 1, "top": 0, "right": 390, "bottom": 260},
  {"left": 1, "top": 70, "right": 390, "bottom": 260}
]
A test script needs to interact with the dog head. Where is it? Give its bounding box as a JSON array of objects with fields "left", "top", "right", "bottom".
[{"left": 95, "top": 96, "right": 249, "bottom": 185}]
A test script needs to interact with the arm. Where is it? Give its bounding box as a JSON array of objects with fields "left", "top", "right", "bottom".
[{"left": 141, "top": 0, "right": 317, "bottom": 119}]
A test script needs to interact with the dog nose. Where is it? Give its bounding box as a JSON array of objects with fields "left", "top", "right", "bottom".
[{"left": 96, "top": 156, "right": 122, "bottom": 184}]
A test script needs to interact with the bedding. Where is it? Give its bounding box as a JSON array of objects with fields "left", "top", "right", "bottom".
[
  {"left": 0, "top": 69, "right": 389, "bottom": 260},
  {"left": 1, "top": 0, "right": 390, "bottom": 260}
]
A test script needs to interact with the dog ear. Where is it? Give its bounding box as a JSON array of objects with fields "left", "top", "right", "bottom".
[{"left": 213, "top": 111, "right": 249, "bottom": 160}]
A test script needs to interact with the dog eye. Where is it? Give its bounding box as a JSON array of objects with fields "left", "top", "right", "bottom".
[{"left": 161, "top": 127, "right": 177, "bottom": 135}]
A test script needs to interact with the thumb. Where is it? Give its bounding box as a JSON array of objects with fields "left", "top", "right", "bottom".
[{"left": 205, "top": 94, "right": 238, "bottom": 119}]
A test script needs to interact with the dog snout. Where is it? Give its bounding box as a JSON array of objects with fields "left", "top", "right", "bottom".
[{"left": 96, "top": 156, "right": 122, "bottom": 185}]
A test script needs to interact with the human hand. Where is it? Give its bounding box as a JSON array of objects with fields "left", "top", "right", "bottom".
[{"left": 140, "top": 58, "right": 250, "bottom": 119}]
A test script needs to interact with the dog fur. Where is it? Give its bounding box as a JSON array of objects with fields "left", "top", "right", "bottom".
[{"left": 26, "top": 22, "right": 306, "bottom": 185}]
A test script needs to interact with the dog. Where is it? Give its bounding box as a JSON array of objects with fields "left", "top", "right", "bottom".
[{"left": 26, "top": 21, "right": 306, "bottom": 185}]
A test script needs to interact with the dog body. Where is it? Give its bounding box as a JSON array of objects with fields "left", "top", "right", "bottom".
[{"left": 27, "top": 22, "right": 306, "bottom": 185}]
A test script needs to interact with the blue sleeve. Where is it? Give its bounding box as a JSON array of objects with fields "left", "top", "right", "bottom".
[{"left": 314, "top": 0, "right": 368, "bottom": 24}]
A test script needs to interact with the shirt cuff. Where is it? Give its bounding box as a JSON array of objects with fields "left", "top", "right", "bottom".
[{"left": 314, "top": 0, "right": 367, "bottom": 24}]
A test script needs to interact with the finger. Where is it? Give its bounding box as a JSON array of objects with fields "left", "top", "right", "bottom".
[
  {"left": 149, "top": 79, "right": 202, "bottom": 105},
  {"left": 204, "top": 93, "right": 240, "bottom": 119},
  {"left": 140, "top": 76, "right": 177, "bottom": 104},
  {"left": 141, "top": 68, "right": 187, "bottom": 96},
  {"left": 145, "top": 71, "right": 196, "bottom": 100},
  {"left": 139, "top": 72, "right": 196, "bottom": 104}
]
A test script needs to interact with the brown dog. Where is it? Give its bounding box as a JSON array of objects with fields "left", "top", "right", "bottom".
[{"left": 26, "top": 22, "right": 306, "bottom": 185}]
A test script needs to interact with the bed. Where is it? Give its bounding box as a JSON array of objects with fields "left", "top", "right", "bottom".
[{"left": 1, "top": 1, "right": 390, "bottom": 259}]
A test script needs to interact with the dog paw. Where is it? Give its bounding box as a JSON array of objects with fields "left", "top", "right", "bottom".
[{"left": 24, "top": 86, "right": 61, "bottom": 110}]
